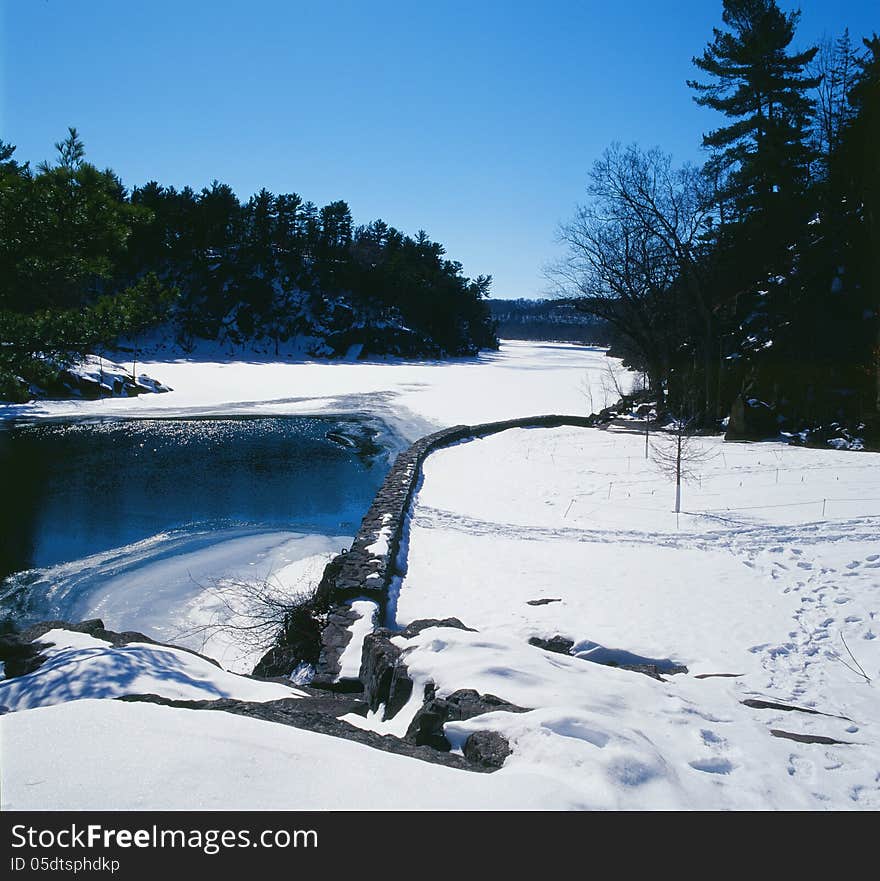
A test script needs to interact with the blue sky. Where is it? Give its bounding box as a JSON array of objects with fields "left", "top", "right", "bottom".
[{"left": 2, "top": 1, "right": 876, "bottom": 299}]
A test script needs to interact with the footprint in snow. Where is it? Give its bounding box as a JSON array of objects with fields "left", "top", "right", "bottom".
[
  {"left": 787, "top": 753, "right": 814, "bottom": 780},
  {"left": 689, "top": 757, "right": 734, "bottom": 775},
  {"left": 797, "top": 561, "right": 813, "bottom": 570},
  {"left": 866, "top": 554, "right": 879, "bottom": 562},
  {"left": 833, "top": 597, "right": 851, "bottom": 605},
  {"left": 846, "top": 561, "right": 861, "bottom": 569},
  {"left": 845, "top": 615, "right": 862, "bottom": 623},
  {"left": 700, "top": 729, "right": 726, "bottom": 746}
]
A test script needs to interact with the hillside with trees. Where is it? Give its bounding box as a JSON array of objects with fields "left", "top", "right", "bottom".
[
  {"left": 0, "top": 133, "right": 498, "bottom": 402},
  {"left": 488, "top": 298, "right": 613, "bottom": 345},
  {"left": 552, "top": 0, "right": 879, "bottom": 447}
]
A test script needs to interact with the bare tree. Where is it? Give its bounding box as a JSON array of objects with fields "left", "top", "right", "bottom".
[
  {"left": 650, "top": 418, "right": 716, "bottom": 515},
  {"left": 548, "top": 143, "right": 717, "bottom": 420},
  {"left": 173, "top": 574, "right": 322, "bottom": 668},
  {"left": 810, "top": 30, "right": 860, "bottom": 168}
]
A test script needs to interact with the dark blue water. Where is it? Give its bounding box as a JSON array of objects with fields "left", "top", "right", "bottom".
[{"left": 0, "top": 416, "right": 391, "bottom": 582}]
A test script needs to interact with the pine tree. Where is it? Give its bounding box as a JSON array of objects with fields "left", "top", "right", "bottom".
[
  {"left": 838, "top": 36, "right": 880, "bottom": 414},
  {"left": 688, "top": 0, "right": 819, "bottom": 222}
]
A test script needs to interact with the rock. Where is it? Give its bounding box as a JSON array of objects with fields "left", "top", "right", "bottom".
[
  {"left": 253, "top": 602, "right": 324, "bottom": 678},
  {"left": 613, "top": 663, "right": 665, "bottom": 680},
  {"left": 742, "top": 698, "right": 843, "bottom": 719},
  {"left": 463, "top": 730, "right": 512, "bottom": 769},
  {"left": 399, "top": 618, "right": 476, "bottom": 638},
  {"left": 358, "top": 628, "right": 412, "bottom": 715},
  {"left": 528, "top": 635, "right": 574, "bottom": 655},
  {"left": 253, "top": 646, "right": 309, "bottom": 680},
  {"left": 769, "top": 729, "right": 850, "bottom": 745},
  {"left": 726, "top": 395, "right": 779, "bottom": 440},
  {"left": 0, "top": 619, "right": 221, "bottom": 681},
  {"left": 0, "top": 634, "right": 47, "bottom": 678},
  {"left": 617, "top": 662, "right": 688, "bottom": 680},
  {"left": 526, "top": 598, "right": 562, "bottom": 606},
  {"left": 321, "top": 623, "right": 353, "bottom": 649},
  {"left": 406, "top": 687, "right": 528, "bottom": 751},
  {"left": 119, "top": 691, "right": 494, "bottom": 772}
]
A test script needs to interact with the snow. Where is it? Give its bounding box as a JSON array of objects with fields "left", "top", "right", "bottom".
[
  {"left": 384, "top": 425, "right": 880, "bottom": 809},
  {"left": 3, "top": 529, "right": 346, "bottom": 674},
  {"left": 0, "top": 628, "right": 303, "bottom": 712},
  {"left": 4, "top": 341, "right": 878, "bottom": 809},
  {"left": 0, "top": 700, "right": 578, "bottom": 810},
  {"left": 0, "top": 341, "right": 625, "bottom": 442},
  {"left": 61, "top": 354, "right": 171, "bottom": 396},
  {"left": 176, "top": 542, "right": 343, "bottom": 673},
  {"left": 336, "top": 600, "right": 379, "bottom": 681},
  {"left": 364, "top": 529, "right": 392, "bottom": 557}
]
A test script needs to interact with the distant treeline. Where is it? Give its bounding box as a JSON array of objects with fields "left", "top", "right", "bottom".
[
  {"left": 0, "top": 135, "right": 498, "bottom": 402},
  {"left": 488, "top": 298, "right": 613, "bottom": 345},
  {"left": 551, "top": 2, "right": 879, "bottom": 440}
]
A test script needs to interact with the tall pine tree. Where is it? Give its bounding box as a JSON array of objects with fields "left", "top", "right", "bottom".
[{"left": 688, "top": 0, "right": 818, "bottom": 232}]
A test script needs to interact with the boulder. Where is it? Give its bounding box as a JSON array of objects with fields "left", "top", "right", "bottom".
[
  {"left": 463, "top": 730, "right": 512, "bottom": 769},
  {"left": 359, "top": 628, "right": 413, "bottom": 716},
  {"left": 406, "top": 687, "right": 528, "bottom": 751},
  {"left": 528, "top": 635, "right": 574, "bottom": 655},
  {"left": 399, "top": 617, "right": 475, "bottom": 638},
  {"left": 726, "top": 395, "right": 778, "bottom": 440}
]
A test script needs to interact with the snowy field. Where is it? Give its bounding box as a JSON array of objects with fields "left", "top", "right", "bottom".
[
  {"left": 3, "top": 342, "right": 878, "bottom": 810},
  {"left": 378, "top": 426, "right": 879, "bottom": 809}
]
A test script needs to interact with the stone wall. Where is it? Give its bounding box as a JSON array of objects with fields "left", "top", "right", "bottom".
[{"left": 310, "top": 414, "right": 596, "bottom": 689}]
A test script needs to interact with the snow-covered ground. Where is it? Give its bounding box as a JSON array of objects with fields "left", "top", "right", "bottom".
[
  {"left": 1, "top": 699, "right": 577, "bottom": 811},
  {"left": 1, "top": 527, "right": 347, "bottom": 674},
  {"left": 0, "top": 628, "right": 303, "bottom": 713},
  {"left": 377, "top": 426, "right": 879, "bottom": 809},
  {"left": 0, "top": 341, "right": 625, "bottom": 442},
  {"left": 4, "top": 341, "right": 876, "bottom": 810}
]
